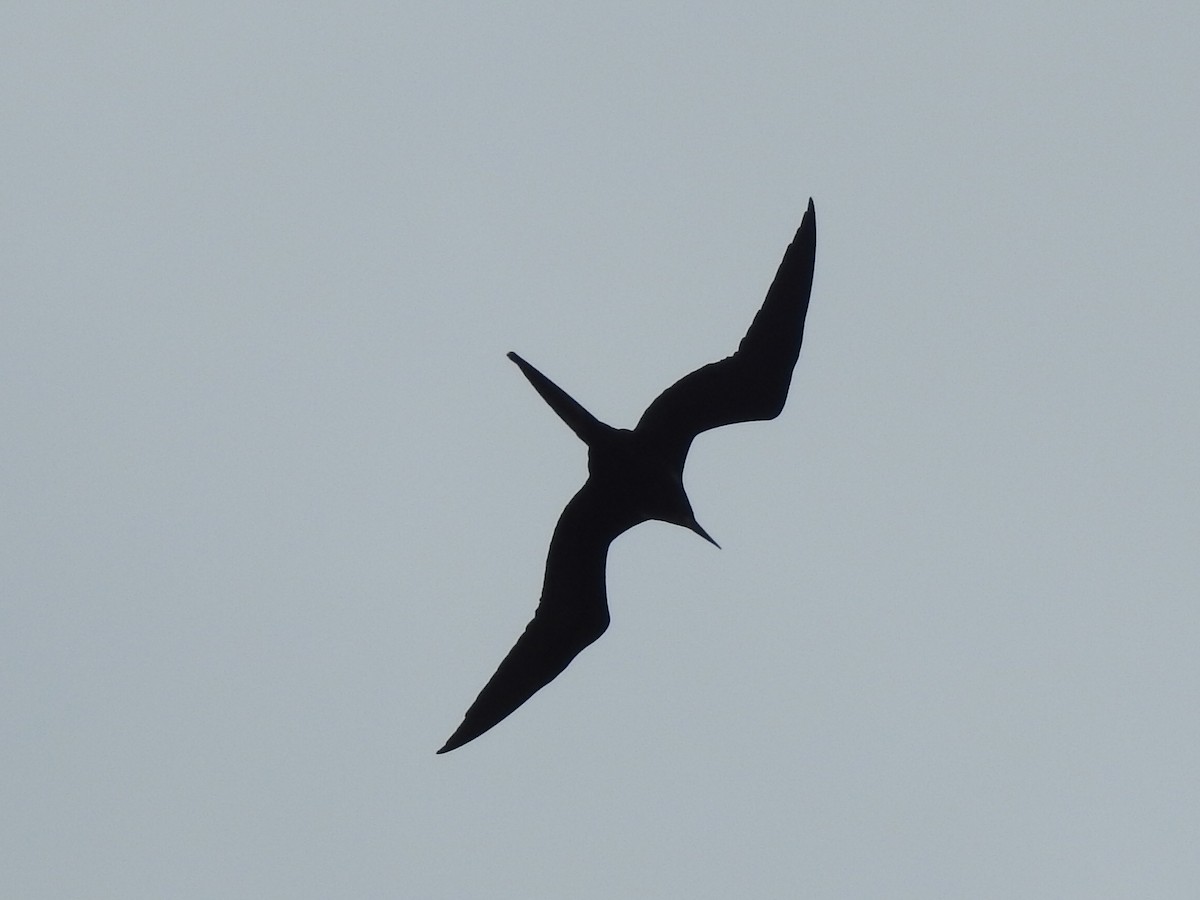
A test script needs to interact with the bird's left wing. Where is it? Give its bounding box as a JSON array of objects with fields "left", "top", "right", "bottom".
[{"left": 437, "top": 483, "right": 614, "bottom": 754}]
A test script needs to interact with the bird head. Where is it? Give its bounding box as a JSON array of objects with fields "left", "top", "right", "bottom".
[{"left": 657, "top": 478, "right": 720, "bottom": 549}]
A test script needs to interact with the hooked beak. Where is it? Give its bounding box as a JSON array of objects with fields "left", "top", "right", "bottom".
[{"left": 688, "top": 518, "right": 721, "bottom": 549}]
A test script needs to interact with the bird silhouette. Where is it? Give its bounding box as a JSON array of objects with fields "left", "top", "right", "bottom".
[{"left": 438, "top": 199, "right": 817, "bottom": 754}]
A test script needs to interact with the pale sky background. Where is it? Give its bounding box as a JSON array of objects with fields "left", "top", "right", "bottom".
[{"left": 4, "top": 4, "right": 1198, "bottom": 898}]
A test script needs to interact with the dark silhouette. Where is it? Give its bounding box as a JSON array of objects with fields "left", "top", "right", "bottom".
[{"left": 438, "top": 200, "right": 817, "bottom": 754}]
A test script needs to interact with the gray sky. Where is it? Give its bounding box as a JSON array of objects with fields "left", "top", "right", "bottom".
[{"left": 4, "top": 4, "right": 1198, "bottom": 897}]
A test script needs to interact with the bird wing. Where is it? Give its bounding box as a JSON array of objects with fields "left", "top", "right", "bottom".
[
  {"left": 634, "top": 200, "right": 816, "bottom": 467},
  {"left": 437, "top": 483, "right": 615, "bottom": 754}
]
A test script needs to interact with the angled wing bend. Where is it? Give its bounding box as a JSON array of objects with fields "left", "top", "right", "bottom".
[
  {"left": 437, "top": 483, "right": 614, "bottom": 754},
  {"left": 634, "top": 199, "right": 816, "bottom": 466}
]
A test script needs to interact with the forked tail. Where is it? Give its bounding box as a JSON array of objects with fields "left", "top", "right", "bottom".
[{"left": 507, "top": 352, "right": 612, "bottom": 446}]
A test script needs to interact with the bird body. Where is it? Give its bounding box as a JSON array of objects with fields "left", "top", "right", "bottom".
[{"left": 438, "top": 200, "right": 817, "bottom": 754}]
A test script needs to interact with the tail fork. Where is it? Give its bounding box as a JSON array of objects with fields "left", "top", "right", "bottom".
[{"left": 507, "top": 352, "right": 610, "bottom": 446}]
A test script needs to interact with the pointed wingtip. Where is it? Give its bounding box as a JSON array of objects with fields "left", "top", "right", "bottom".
[{"left": 796, "top": 197, "right": 816, "bottom": 245}]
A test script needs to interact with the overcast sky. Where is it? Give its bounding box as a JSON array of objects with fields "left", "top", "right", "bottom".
[{"left": 4, "top": 4, "right": 1198, "bottom": 897}]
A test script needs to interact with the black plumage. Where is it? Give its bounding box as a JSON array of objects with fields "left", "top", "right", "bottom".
[{"left": 438, "top": 200, "right": 817, "bottom": 753}]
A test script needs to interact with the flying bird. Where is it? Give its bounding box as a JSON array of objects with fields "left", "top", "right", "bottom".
[{"left": 438, "top": 199, "right": 817, "bottom": 754}]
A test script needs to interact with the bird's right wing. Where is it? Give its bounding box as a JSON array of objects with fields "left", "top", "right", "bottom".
[
  {"left": 437, "top": 483, "right": 614, "bottom": 754},
  {"left": 634, "top": 200, "right": 816, "bottom": 467}
]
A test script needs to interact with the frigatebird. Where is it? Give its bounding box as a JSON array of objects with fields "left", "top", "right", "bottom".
[{"left": 438, "top": 199, "right": 816, "bottom": 754}]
